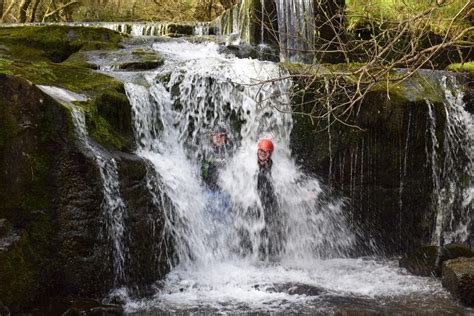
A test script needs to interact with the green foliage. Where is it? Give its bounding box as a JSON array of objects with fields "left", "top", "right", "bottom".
[
  {"left": 346, "top": 0, "right": 471, "bottom": 37},
  {"left": 447, "top": 61, "right": 474, "bottom": 72}
]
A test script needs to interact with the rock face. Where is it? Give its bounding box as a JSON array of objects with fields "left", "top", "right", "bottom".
[
  {"left": 442, "top": 257, "right": 474, "bottom": 307},
  {"left": 399, "top": 244, "right": 474, "bottom": 277},
  {"left": 289, "top": 69, "right": 473, "bottom": 254},
  {"left": 0, "top": 74, "right": 171, "bottom": 311},
  {"left": 0, "top": 25, "right": 173, "bottom": 312}
]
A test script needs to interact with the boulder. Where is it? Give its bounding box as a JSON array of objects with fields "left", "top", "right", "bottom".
[
  {"left": 0, "top": 300, "right": 9, "bottom": 316},
  {"left": 288, "top": 65, "right": 472, "bottom": 255},
  {"left": 399, "top": 244, "right": 474, "bottom": 276},
  {"left": 399, "top": 245, "right": 440, "bottom": 276},
  {"left": 0, "top": 219, "right": 11, "bottom": 238},
  {"left": 28, "top": 296, "right": 123, "bottom": 316},
  {"left": 117, "top": 59, "right": 163, "bottom": 71},
  {"left": 442, "top": 257, "right": 474, "bottom": 307}
]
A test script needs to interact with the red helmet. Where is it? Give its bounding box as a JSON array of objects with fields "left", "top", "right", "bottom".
[{"left": 258, "top": 139, "right": 274, "bottom": 153}]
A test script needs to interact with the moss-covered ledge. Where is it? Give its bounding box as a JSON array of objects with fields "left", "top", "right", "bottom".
[
  {"left": 0, "top": 25, "right": 134, "bottom": 151},
  {"left": 285, "top": 63, "right": 459, "bottom": 254}
]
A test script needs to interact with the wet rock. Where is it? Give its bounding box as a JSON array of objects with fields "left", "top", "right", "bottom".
[
  {"left": 218, "top": 44, "right": 279, "bottom": 62},
  {"left": 399, "top": 245, "right": 440, "bottom": 276},
  {"left": 399, "top": 244, "right": 474, "bottom": 277},
  {"left": 29, "top": 296, "right": 123, "bottom": 316},
  {"left": 0, "top": 300, "right": 9, "bottom": 316},
  {"left": 0, "top": 219, "right": 11, "bottom": 238},
  {"left": 166, "top": 23, "right": 195, "bottom": 37},
  {"left": 264, "top": 283, "right": 324, "bottom": 296},
  {"left": 117, "top": 59, "right": 163, "bottom": 71},
  {"left": 289, "top": 68, "right": 472, "bottom": 255},
  {"left": 442, "top": 244, "right": 474, "bottom": 261},
  {"left": 94, "top": 89, "right": 134, "bottom": 143},
  {"left": 116, "top": 154, "right": 173, "bottom": 295},
  {"left": 442, "top": 257, "right": 474, "bottom": 307}
]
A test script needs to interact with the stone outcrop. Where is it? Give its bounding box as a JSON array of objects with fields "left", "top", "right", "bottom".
[
  {"left": 399, "top": 244, "right": 474, "bottom": 277},
  {"left": 442, "top": 257, "right": 474, "bottom": 307},
  {"left": 0, "top": 26, "right": 172, "bottom": 312},
  {"left": 289, "top": 67, "right": 473, "bottom": 254}
]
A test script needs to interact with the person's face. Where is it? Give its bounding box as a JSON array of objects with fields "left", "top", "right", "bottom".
[
  {"left": 212, "top": 133, "right": 226, "bottom": 147},
  {"left": 258, "top": 149, "right": 271, "bottom": 162}
]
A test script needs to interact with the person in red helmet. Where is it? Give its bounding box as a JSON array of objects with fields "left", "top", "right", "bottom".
[
  {"left": 257, "top": 139, "right": 274, "bottom": 169},
  {"left": 256, "top": 138, "right": 283, "bottom": 259}
]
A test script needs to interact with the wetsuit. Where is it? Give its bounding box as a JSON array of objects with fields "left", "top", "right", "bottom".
[
  {"left": 201, "top": 145, "right": 227, "bottom": 191},
  {"left": 202, "top": 145, "right": 231, "bottom": 222},
  {"left": 257, "top": 158, "right": 283, "bottom": 259}
]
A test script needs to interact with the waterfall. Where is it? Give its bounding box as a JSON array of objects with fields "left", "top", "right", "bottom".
[
  {"left": 429, "top": 75, "right": 473, "bottom": 246},
  {"left": 71, "top": 109, "right": 129, "bottom": 286},
  {"left": 123, "top": 40, "right": 355, "bottom": 265},
  {"left": 214, "top": 1, "right": 253, "bottom": 45},
  {"left": 116, "top": 40, "right": 447, "bottom": 313},
  {"left": 275, "top": 0, "right": 315, "bottom": 62}
]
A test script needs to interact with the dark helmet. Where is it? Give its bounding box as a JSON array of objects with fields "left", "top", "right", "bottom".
[{"left": 212, "top": 124, "right": 227, "bottom": 135}]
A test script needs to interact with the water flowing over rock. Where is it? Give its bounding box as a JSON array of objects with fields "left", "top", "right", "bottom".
[
  {"left": 290, "top": 70, "right": 473, "bottom": 254},
  {"left": 0, "top": 20, "right": 473, "bottom": 314},
  {"left": 121, "top": 40, "right": 356, "bottom": 265},
  {"left": 275, "top": 0, "right": 315, "bottom": 62}
]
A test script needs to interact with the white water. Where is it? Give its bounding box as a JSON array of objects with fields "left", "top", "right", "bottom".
[
  {"left": 429, "top": 75, "right": 473, "bottom": 246},
  {"left": 70, "top": 109, "right": 129, "bottom": 286},
  {"left": 86, "top": 40, "right": 463, "bottom": 313},
  {"left": 275, "top": 0, "right": 315, "bottom": 62}
]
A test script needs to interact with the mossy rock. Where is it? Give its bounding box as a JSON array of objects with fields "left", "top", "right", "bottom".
[
  {"left": 86, "top": 89, "right": 134, "bottom": 151},
  {"left": 0, "top": 25, "right": 122, "bottom": 63},
  {"left": 0, "top": 230, "right": 38, "bottom": 309},
  {"left": 441, "top": 244, "right": 474, "bottom": 261},
  {"left": 442, "top": 257, "right": 474, "bottom": 307},
  {"left": 166, "top": 23, "right": 195, "bottom": 37},
  {"left": 399, "top": 245, "right": 440, "bottom": 276},
  {"left": 0, "top": 25, "right": 135, "bottom": 152},
  {"left": 400, "top": 244, "right": 474, "bottom": 277},
  {"left": 117, "top": 59, "right": 163, "bottom": 71},
  {"left": 0, "top": 25, "right": 124, "bottom": 94}
]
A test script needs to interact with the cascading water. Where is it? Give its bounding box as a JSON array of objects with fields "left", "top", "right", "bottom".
[
  {"left": 37, "top": 86, "right": 129, "bottom": 288},
  {"left": 123, "top": 40, "right": 355, "bottom": 264},
  {"left": 428, "top": 75, "right": 473, "bottom": 247},
  {"left": 275, "top": 0, "right": 315, "bottom": 62},
  {"left": 90, "top": 39, "right": 468, "bottom": 313}
]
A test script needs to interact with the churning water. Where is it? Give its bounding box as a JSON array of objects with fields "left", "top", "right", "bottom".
[{"left": 95, "top": 40, "right": 468, "bottom": 314}]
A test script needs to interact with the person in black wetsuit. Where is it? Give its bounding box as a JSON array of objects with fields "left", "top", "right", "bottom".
[
  {"left": 256, "top": 138, "right": 283, "bottom": 260},
  {"left": 201, "top": 126, "right": 232, "bottom": 222}
]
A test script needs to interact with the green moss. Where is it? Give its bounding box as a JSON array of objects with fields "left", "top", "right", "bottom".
[
  {"left": 346, "top": 0, "right": 470, "bottom": 38},
  {"left": 0, "top": 26, "right": 122, "bottom": 63},
  {"left": 80, "top": 98, "right": 132, "bottom": 151},
  {"left": 447, "top": 61, "right": 474, "bottom": 73}
]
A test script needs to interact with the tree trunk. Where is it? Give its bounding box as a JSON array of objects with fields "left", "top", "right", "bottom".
[
  {"left": 1, "top": 1, "right": 16, "bottom": 22},
  {"left": 19, "top": 0, "right": 33, "bottom": 23},
  {"left": 0, "top": 0, "right": 4, "bottom": 22},
  {"left": 29, "top": 0, "right": 41, "bottom": 22}
]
